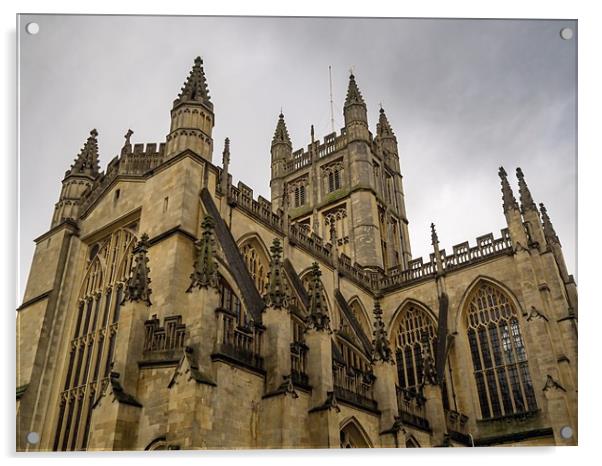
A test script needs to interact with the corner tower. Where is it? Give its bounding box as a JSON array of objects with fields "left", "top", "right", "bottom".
[
  {"left": 165, "top": 56, "right": 215, "bottom": 161},
  {"left": 51, "top": 129, "right": 100, "bottom": 227}
]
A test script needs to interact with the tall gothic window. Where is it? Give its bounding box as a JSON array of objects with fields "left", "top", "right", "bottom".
[
  {"left": 466, "top": 282, "right": 537, "bottom": 419},
  {"left": 393, "top": 305, "right": 437, "bottom": 393},
  {"left": 218, "top": 275, "right": 245, "bottom": 325},
  {"left": 54, "top": 224, "right": 138, "bottom": 451},
  {"left": 240, "top": 241, "right": 269, "bottom": 296}
]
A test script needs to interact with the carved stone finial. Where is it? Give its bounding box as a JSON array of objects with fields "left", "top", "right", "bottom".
[
  {"left": 377, "top": 106, "right": 395, "bottom": 139},
  {"left": 175, "top": 56, "right": 211, "bottom": 106},
  {"left": 272, "top": 112, "right": 292, "bottom": 148},
  {"left": 305, "top": 263, "right": 331, "bottom": 332},
  {"left": 430, "top": 223, "right": 439, "bottom": 247},
  {"left": 124, "top": 129, "right": 133, "bottom": 144},
  {"left": 187, "top": 215, "right": 219, "bottom": 291},
  {"left": 344, "top": 72, "right": 366, "bottom": 107},
  {"left": 68, "top": 128, "right": 101, "bottom": 178},
  {"left": 222, "top": 137, "right": 230, "bottom": 166},
  {"left": 263, "top": 238, "right": 288, "bottom": 309},
  {"left": 498, "top": 166, "right": 519, "bottom": 213},
  {"left": 371, "top": 299, "right": 393, "bottom": 363},
  {"left": 516, "top": 167, "right": 537, "bottom": 213},
  {"left": 123, "top": 233, "right": 152, "bottom": 306},
  {"left": 539, "top": 203, "right": 560, "bottom": 246}
]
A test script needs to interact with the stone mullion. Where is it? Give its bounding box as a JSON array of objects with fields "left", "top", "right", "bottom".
[
  {"left": 60, "top": 392, "right": 76, "bottom": 451},
  {"left": 506, "top": 318, "right": 531, "bottom": 412},
  {"left": 486, "top": 325, "right": 507, "bottom": 417},
  {"left": 474, "top": 325, "right": 494, "bottom": 418},
  {"left": 68, "top": 389, "right": 85, "bottom": 450},
  {"left": 52, "top": 395, "right": 68, "bottom": 451},
  {"left": 482, "top": 327, "right": 503, "bottom": 417},
  {"left": 494, "top": 324, "right": 517, "bottom": 415},
  {"left": 73, "top": 385, "right": 94, "bottom": 450}
]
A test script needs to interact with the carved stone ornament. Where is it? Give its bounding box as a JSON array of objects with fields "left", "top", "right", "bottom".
[
  {"left": 305, "top": 263, "right": 331, "bottom": 332},
  {"left": 371, "top": 300, "right": 393, "bottom": 363},
  {"left": 187, "top": 215, "right": 219, "bottom": 291},
  {"left": 263, "top": 238, "right": 289, "bottom": 309},
  {"left": 123, "top": 233, "right": 152, "bottom": 306},
  {"left": 527, "top": 306, "right": 549, "bottom": 322},
  {"left": 542, "top": 374, "right": 566, "bottom": 393}
]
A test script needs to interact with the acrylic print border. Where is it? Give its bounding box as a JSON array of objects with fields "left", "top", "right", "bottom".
[{"left": 14, "top": 9, "right": 578, "bottom": 457}]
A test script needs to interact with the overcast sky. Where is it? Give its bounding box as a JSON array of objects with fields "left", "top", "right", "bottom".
[{"left": 18, "top": 15, "right": 576, "bottom": 300}]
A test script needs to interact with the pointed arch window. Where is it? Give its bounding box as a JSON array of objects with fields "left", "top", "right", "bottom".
[
  {"left": 393, "top": 305, "right": 437, "bottom": 394},
  {"left": 339, "top": 420, "right": 371, "bottom": 448},
  {"left": 466, "top": 282, "right": 537, "bottom": 419},
  {"left": 54, "top": 224, "right": 138, "bottom": 451},
  {"left": 240, "top": 241, "right": 268, "bottom": 295}
]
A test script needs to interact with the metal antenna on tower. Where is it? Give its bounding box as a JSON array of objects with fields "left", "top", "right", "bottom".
[{"left": 329, "top": 65, "right": 335, "bottom": 133}]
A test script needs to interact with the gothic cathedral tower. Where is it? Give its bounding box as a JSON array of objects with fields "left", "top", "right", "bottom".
[{"left": 269, "top": 73, "right": 412, "bottom": 271}]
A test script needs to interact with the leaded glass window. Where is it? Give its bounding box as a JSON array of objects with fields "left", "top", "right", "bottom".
[
  {"left": 393, "top": 305, "right": 437, "bottom": 393},
  {"left": 54, "top": 224, "right": 137, "bottom": 451},
  {"left": 466, "top": 282, "right": 537, "bottom": 419}
]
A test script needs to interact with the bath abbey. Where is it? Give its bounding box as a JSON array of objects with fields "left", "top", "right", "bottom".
[{"left": 16, "top": 56, "right": 577, "bottom": 450}]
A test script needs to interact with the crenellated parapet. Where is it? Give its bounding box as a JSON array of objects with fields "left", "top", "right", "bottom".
[
  {"left": 381, "top": 228, "right": 513, "bottom": 290},
  {"left": 284, "top": 129, "right": 349, "bottom": 175},
  {"left": 118, "top": 142, "right": 165, "bottom": 175}
]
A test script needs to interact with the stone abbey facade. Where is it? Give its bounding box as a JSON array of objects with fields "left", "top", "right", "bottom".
[{"left": 16, "top": 56, "right": 578, "bottom": 450}]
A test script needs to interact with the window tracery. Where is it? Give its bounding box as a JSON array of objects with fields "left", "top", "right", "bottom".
[
  {"left": 240, "top": 241, "right": 269, "bottom": 296},
  {"left": 54, "top": 224, "right": 138, "bottom": 451},
  {"left": 466, "top": 282, "right": 537, "bottom": 419},
  {"left": 393, "top": 305, "right": 437, "bottom": 393},
  {"left": 323, "top": 206, "right": 349, "bottom": 255},
  {"left": 323, "top": 161, "right": 344, "bottom": 193}
]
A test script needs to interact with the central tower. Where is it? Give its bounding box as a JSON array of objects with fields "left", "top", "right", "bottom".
[{"left": 270, "top": 73, "right": 412, "bottom": 271}]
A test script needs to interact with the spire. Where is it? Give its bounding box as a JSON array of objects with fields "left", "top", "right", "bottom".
[
  {"left": 539, "top": 203, "right": 560, "bottom": 245},
  {"left": 516, "top": 167, "right": 537, "bottom": 213},
  {"left": 68, "top": 129, "right": 100, "bottom": 178},
  {"left": 430, "top": 223, "right": 444, "bottom": 273},
  {"left": 344, "top": 72, "right": 366, "bottom": 107},
  {"left": 264, "top": 238, "right": 288, "bottom": 309},
  {"left": 498, "top": 167, "right": 519, "bottom": 213},
  {"left": 220, "top": 138, "right": 230, "bottom": 194},
  {"left": 377, "top": 107, "right": 395, "bottom": 139},
  {"left": 371, "top": 299, "right": 393, "bottom": 363},
  {"left": 305, "top": 263, "right": 330, "bottom": 332},
  {"left": 187, "top": 215, "right": 219, "bottom": 291},
  {"left": 123, "top": 233, "right": 152, "bottom": 306},
  {"left": 272, "top": 112, "right": 292, "bottom": 148},
  {"left": 174, "top": 56, "right": 212, "bottom": 108}
]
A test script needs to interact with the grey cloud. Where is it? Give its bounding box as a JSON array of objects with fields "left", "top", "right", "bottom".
[{"left": 18, "top": 15, "right": 577, "bottom": 298}]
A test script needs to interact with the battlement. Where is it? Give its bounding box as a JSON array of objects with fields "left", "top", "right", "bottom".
[
  {"left": 79, "top": 142, "right": 166, "bottom": 215},
  {"left": 285, "top": 129, "right": 348, "bottom": 175},
  {"left": 119, "top": 143, "right": 166, "bottom": 175},
  {"left": 381, "top": 228, "right": 513, "bottom": 289}
]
